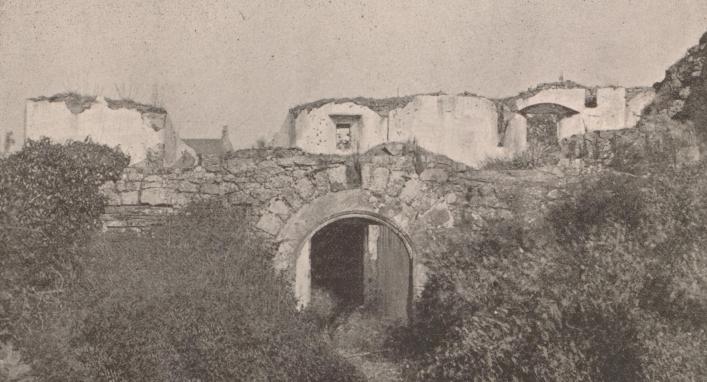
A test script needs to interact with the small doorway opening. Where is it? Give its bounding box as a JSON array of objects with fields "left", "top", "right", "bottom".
[{"left": 305, "top": 217, "right": 412, "bottom": 323}]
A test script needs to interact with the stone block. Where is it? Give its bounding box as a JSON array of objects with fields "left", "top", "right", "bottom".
[
  {"left": 172, "top": 192, "right": 196, "bottom": 207},
  {"left": 546, "top": 189, "right": 562, "bottom": 200},
  {"left": 445, "top": 192, "right": 458, "bottom": 204},
  {"left": 367, "top": 167, "right": 390, "bottom": 194},
  {"left": 140, "top": 187, "right": 176, "bottom": 205},
  {"left": 228, "top": 192, "right": 256, "bottom": 205},
  {"left": 327, "top": 165, "right": 348, "bottom": 190},
  {"left": 382, "top": 142, "right": 404, "bottom": 156},
  {"left": 295, "top": 178, "right": 315, "bottom": 199},
  {"left": 283, "top": 191, "right": 304, "bottom": 211},
  {"left": 256, "top": 213, "right": 283, "bottom": 236},
  {"left": 200, "top": 182, "right": 221, "bottom": 195},
  {"left": 116, "top": 180, "right": 140, "bottom": 192},
  {"left": 268, "top": 175, "right": 292, "bottom": 189},
  {"left": 420, "top": 168, "right": 448, "bottom": 182},
  {"left": 220, "top": 182, "right": 239, "bottom": 194},
  {"left": 292, "top": 156, "right": 319, "bottom": 166},
  {"left": 386, "top": 170, "right": 406, "bottom": 197},
  {"left": 399, "top": 179, "right": 421, "bottom": 203},
  {"left": 226, "top": 157, "right": 257, "bottom": 174},
  {"left": 120, "top": 190, "right": 140, "bottom": 205},
  {"left": 422, "top": 203, "right": 453, "bottom": 228},
  {"left": 177, "top": 181, "right": 198, "bottom": 193},
  {"left": 268, "top": 198, "right": 291, "bottom": 217}
]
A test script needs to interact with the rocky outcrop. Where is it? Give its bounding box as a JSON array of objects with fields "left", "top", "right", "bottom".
[
  {"left": 554, "top": 31, "right": 707, "bottom": 171},
  {"left": 648, "top": 31, "right": 707, "bottom": 132},
  {"left": 559, "top": 114, "right": 700, "bottom": 171}
]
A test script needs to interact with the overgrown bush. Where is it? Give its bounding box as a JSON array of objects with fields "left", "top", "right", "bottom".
[
  {"left": 0, "top": 139, "right": 129, "bottom": 375},
  {"left": 2, "top": 140, "right": 361, "bottom": 381},
  {"left": 27, "top": 201, "right": 363, "bottom": 381},
  {"left": 393, "top": 162, "right": 707, "bottom": 381},
  {"left": 0, "top": 138, "right": 129, "bottom": 292},
  {"left": 0, "top": 139, "right": 129, "bottom": 381}
]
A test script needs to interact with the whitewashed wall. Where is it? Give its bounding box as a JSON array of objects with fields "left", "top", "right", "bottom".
[
  {"left": 25, "top": 97, "right": 194, "bottom": 166},
  {"left": 280, "top": 86, "right": 655, "bottom": 167}
]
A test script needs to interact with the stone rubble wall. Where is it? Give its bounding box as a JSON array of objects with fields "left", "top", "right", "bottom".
[
  {"left": 559, "top": 114, "right": 701, "bottom": 168},
  {"left": 100, "top": 143, "right": 576, "bottom": 295}
]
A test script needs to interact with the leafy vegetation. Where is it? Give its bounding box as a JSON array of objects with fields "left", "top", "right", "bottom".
[
  {"left": 391, "top": 161, "right": 707, "bottom": 381},
  {"left": 1, "top": 140, "right": 361, "bottom": 381},
  {"left": 42, "top": 201, "right": 361, "bottom": 381},
  {"left": 3, "top": 132, "right": 706, "bottom": 381},
  {"left": 0, "top": 137, "right": 129, "bottom": 314},
  {"left": 0, "top": 138, "right": 129, "bottom": 380}
]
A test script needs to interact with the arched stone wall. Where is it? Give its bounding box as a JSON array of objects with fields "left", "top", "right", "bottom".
[
  {"left": 274, "top": 189, "right": 418, "bottom": 308},
  {"left": 100, "top": 145, "right": 570, "bottom": 317},
  {"left": 514, "top": 87, "right": 638, "bottom": 139}
]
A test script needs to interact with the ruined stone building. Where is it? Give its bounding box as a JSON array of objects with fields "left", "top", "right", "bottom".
[
  {"left": 18, "top": 81, "right": 654, "bottom": 169},
  {"left": 273, "top": 82, "right": 655, "bottom": 167},
  {"left": 17, "top": 82, "right": 657, "bottom": 320},
  {"left": 13, "top": 26, "right": 707, "bottom": 324},
  {"left": 22, "top": 93, "right": 198, "bottom": 166}
]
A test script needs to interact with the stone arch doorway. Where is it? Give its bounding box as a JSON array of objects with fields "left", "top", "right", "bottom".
[
  {"left": 295, "top": 212, "right": 413, "bottom": 323},
  {"left": 518, "top": 103, "right": 581, "bottom": 144}
]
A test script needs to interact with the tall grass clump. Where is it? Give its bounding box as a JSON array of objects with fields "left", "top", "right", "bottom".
[
  {"left": 24, "top": 200, "right": 363, "bottom": 381},
  {"left": 62, "top": 201, "right": 361, "bottom": 381},
  {"left": 391, "top": 161, "right": 707, "bottom": 381}
]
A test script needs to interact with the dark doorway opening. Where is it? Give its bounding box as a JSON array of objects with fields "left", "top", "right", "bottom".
[
  {"left": 310, "top": 218, "right": 367, "bottom": 310},
  {"left": 308, "top": 217, "right": 412, "bottom": 323}
]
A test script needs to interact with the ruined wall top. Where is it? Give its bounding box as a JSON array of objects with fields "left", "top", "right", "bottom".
[
  {"left": 274, "top": 82, "right": 655, "bottom": 167},
  {"left": 23, "top": 93, "right": 196, "bottom": 167}
]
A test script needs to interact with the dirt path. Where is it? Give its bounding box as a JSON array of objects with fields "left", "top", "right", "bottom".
[
  {"left": 329, "top": 311, "right": 405, "bottom": 381},
  {"left": 336, "top": 347, "right": 403, "bottom": 382}
]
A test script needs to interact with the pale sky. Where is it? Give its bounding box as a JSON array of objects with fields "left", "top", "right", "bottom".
[{"left": 1, "top": 0, "right": 706, "bottom": 149}]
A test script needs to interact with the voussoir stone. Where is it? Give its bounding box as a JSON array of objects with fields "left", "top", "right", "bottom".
[{"left": 256, "top": 213, "right": 283, "bottom": 236}]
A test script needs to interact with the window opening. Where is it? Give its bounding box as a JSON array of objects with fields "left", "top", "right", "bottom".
[{"left": 336, "top": 123, "right": 352, "bottom": 151}]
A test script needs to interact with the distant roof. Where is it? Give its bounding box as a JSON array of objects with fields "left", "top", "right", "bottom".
[{"left": 183, "top": 139, "right": 224, "bottom": 156}]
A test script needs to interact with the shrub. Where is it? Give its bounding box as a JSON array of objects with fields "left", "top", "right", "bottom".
[
  {"left": 480, "top": 151, "right": 536, "bottom": 170},
  {"left": 29, "top": 201, "right": 363, "bottom": 381},
  {"left": 0, "top": 138, "right": 128, "bottom": 376},
  {"left": 393, "top": 162, "right": 707, "bottom": 381},
  {"left": 0, "top": 138, "right": 129, "bottom": 291}
]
